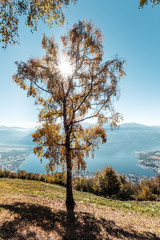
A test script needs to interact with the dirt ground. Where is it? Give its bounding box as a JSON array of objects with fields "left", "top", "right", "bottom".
[{"left": 0, "top": 192, "right": 160, "bottom": 240}]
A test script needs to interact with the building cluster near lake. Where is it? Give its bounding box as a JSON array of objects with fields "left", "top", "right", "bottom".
[
  {"left": 74, "top": 171, "right": 151, "bottom": 183},
  {"left": 137, "top": 151, "right": 160, "bottom": 174},
  {"left": 0, "top": 148, "right": 32, "bottom": 171}
]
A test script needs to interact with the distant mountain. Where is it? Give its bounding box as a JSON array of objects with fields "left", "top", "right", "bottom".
[
  {"left": 103, "top": 123, "right": 160, "bottom": 145},
  {"left": 1, "top": 123, "right": 160, "bottom": 147},
  {"left": 0, "top": 126, "right": 34, "bottom": 146},
  {"left": 120, "top": 123, "right": 148, "bottom": 129}
]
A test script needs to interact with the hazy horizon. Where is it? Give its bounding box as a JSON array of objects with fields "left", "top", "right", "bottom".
[{"left": 1, "top": 121, "right": 160, "bottom": 129}]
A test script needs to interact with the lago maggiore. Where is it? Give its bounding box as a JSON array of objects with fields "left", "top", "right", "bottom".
[{"left": 0, "top": 123, "right": 160, "bottom": 180}]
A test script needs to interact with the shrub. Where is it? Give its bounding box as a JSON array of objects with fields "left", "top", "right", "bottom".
[
  {"left": 117, "top": 182, "right": 134, "bottom": 200},
  {"left": 33, "top": 173, "right": 40, "bottom": 181},
  {"left": 119, "top": 174, "right": 127, "bottom": 184},
  {"left": 92, "top": 171, "right": 102, "bottom": 195},
  {"left": 78, "top": 177, "right": 87, "bottom": 192},
  {"left": 53, "top": 172, "right": 66, "bottom": 186},
  {"left": 26, "top": 172, "right": 40, "bottom": 180},
  {"left": 38, "top": 174, "right": 46, "bottom": 181},
  {"left": 9, "top": 171, "right": 18, "bottom": 178},
  {"left": 155, "top": 173, "right": 160, "bottom": 184},
  {"left": 17, "top": 170, "right": 28, "bottom": 179},
  {"left": 83, "top": 178, "right": 95, "bottom": 193},
  {"left": 137, "top": 184, "right": 157, "bottom": 201},
  {"left": 153, "top": 174, "right": 160, "bottom": 195},
  {"left": 26, "top": 172, "right": 36, "bottom": 180},
  {"left": 136, "top": 177, "right": 160, "bottom": 200},
  {"left": 3, "top": 170, "right": 11, "bottom": 178},
  {"left": 73, "top": 177, "right": 82, "bottom": 191},
  {"left": 146, "top": 178, "right": 159, "bottom": 195},
  {"left": 45, "top": 172, "right": 66, "bottom": 185},
  {"left": 99, "top": 167, "right": 121, "bottom": 198},
  {"left": 0, "top": 169, "right": 17, "bottom": 178},
  {"left": 46, "top": 174, "right": 55, "bottom": 184},
  {"left": 73, "top": 177, "right": 95, "bottom": 193},
  {"left": 0, "top": 168, "right": 4, "bottom": 178}
]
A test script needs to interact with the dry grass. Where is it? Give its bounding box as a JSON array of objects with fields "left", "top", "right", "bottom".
[{"left": 0, "top": 178, "right": 160, "bottom": 240}]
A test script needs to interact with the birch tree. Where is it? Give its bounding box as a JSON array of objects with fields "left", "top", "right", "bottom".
[{"left": 13, "top": 20, "right": 125, "bottom": 216}]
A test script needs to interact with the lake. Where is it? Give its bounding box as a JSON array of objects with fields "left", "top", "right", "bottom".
[{"left": 19, "top": 126, "right": 160, "bottom": 177}]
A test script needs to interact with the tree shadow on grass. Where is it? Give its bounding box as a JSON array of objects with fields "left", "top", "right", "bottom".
[{"left": 0, "top": 202, "right": 159, "bottom": 240}]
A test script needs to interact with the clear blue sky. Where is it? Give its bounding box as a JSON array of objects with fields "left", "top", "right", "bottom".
[{"left": 0, "top": 0, "right": 160, "bottom": 127}]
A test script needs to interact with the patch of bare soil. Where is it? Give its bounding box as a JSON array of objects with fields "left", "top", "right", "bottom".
[{"left": 0, "top": 193, "right": 160, "bottom": 240}]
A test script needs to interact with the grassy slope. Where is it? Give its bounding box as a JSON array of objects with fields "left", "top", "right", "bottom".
[{"left": 0, "top": 178, "right": 160, "bottom": 240}]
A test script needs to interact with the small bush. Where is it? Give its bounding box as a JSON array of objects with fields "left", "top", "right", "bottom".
[
  {"left": 83, "top": 178, "right": 95, "bottom": 193},
  {"left": 26, "top": 173, "right": 39, "bottom": 180},
  {"left": 0, "top": 168, "right": 4, "bottom": 178},
  {"left": 3, "top": 170, "right": 11, "bottom": 178},
  {"left": 148, "top": 174, "right": 160, "bottom": 196},
  {"left": 119, "top": 174, "right": 127, "bottom": 185},
  {"left": 137, "top": 184, "right": 157, "bottom": 201},
  {"left": 117, "top": 182, "right": 134, "bottom": 200},
  {"left": 73, "top": 177, "right": 95, "bottom": 193},
  {"left": 73, "top": 177, "right": 91, "bottom": 192},
  {"left": 92, "top": 171, "right": 102, "bottom": 195},
  {"left": 9, "top": 172, "right": 18, "bottom": 178},
  {"left": 38, "top": 174, "right": 46, "bottom": 181},
  {"left": 17, "top": 170, "right": 28, "bottom": 179},
  {"left": 45, "top": 172, "right": 67, "bottom": 185},
  {"left": 46, "top": 174, "right": 55, "bottom": 184},
  {"left": 99, "top": 167, "right": 121, "bottom": 198},
  {"left": 53, "top": 172, "right": 66, "bottom": 186},
  {"left": 26, "top": 172, "right": 36, "bottom": 180},
  {"left": 34, "top": 173, "right": 41, "bottom": 181},
  {"left": 73, "top": 177, "right": 82, "bottom": 191}
]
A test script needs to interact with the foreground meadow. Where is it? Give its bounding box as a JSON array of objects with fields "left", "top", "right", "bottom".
[{"left": 0, "top": 178, "right": 160, "bottom": 240}]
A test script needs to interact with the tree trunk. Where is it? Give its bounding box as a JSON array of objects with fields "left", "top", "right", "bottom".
[
  {"left": 63, "top": 97, "right": 75, "bottom": 219},
  {"left": 66, "top": 145, "right": 75, "bottom": 219}
]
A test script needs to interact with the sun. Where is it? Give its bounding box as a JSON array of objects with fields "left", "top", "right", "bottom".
[{"left": 59, "top": 60, "right": 73, "bottom": 78}]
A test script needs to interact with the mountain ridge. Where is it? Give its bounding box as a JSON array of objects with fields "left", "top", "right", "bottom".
[{"left": 1, "top": 122, "right": 160, "bottom": 146}]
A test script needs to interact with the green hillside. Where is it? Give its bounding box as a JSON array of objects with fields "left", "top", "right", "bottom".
[{"left": 0, "top": 178, "right": 160, "bottom": 239}]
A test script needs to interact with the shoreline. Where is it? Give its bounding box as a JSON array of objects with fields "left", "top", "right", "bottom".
[{"left": 137, "top": 151, "right": 160, "bottom": 174}]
